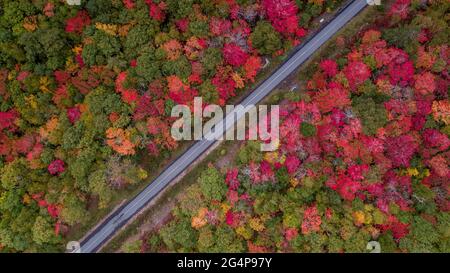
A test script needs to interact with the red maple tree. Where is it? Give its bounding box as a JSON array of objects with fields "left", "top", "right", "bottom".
[
  {"left": 67, "top": 107, "right": 81, "bottom": 124},
  {"left": 123, "top": 0, "right": 135, "bottom": 9},
  {"left": 48, "top": 159, "right": 65, "bottom": 175},
  {"left": 223, "top": 43, "right": 249, "bottom": 67},
  {"left": 320, "top": 59, "right": 338, "bottom": 78},
  {"left": 344, "top": 61, "right": 371, "bottom": 90},
  {"left": 262, "top": 0, "right": 305, "bottom": 37},
  {"left": 209, "top": 17, "right": 232, "bottom": 36},
  {"left": 285, "top": 155, "right": 300, "bottom": 174},
  {"left": 0, "top": 110, "right": 17, "bottom": 131},
  {"left": 385, "top": 134, "right": 418, "bottom": 168},
  {"left": 65, "top": 10, "right": 91, "bottom": 33},
  {"left": 301, "top": 204, "right": 322, "bottom": 235},
  {"left": 389, "top": 0, "right": 411, "bottom": 19},
  {"left": 146, "top": 0, "right": 166, "bottom": 22}
]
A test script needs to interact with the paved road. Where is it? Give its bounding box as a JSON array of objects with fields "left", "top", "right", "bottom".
[{"left": 78, "top": 0, "right": 368, "bottom": 253}]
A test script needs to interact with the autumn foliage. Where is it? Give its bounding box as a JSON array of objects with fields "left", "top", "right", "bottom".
[
  {"left": 1, "top": 0, "right": 448, "bottom": 253},
  {"left": 142, "top": 1, "right": 449, "bottom": 254}
]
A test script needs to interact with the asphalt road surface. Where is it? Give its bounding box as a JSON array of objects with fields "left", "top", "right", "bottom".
[{"left": 78, "top": 0, "right": 368, "bottom": 253}]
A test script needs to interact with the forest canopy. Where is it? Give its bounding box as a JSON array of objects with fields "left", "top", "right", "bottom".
[
  {"left": 0, "top": 0, "right": 341, "bottom": 252},
  {"left": 123, "top": 0, "right": 450, "bottom": 253}
]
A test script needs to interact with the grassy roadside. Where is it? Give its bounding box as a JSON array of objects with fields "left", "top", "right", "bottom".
[{"left": 101, "top": 4, "right": 385, "bottom": 253}]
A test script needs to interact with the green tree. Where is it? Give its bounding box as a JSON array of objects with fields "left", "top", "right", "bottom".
[
  {"left": 199, "top": 79, "right": 219, "bottom": 104},
  {"left": 201, "top": 47, "right": 223, "bottom": 77},
  {"left": 211, "top": 226, "right": 245, "bottom": 252},
  {"left": 1, "top": 158, "right": 29, "bottom": 190},
  {"left": 189, "top": 20, "right": 209, "bottom": 38},
  {"left": 132, "top": 47, "right": 163, "bottom": 83},
  {"left": 352, "top": 95, "right": 387, "bottom": 136},
  {"left": 177, "top": 184, "right": 205, "bottom": 217},
  {"left": 198, "top": 166, "right": 226, "bottom": 202},
  {"left": 32, "top": 216, "right": 60, "bottom": 246},
  {"left": 378, "top": 232, "right": 398, "bottom": 253},
  {"left": 124, "top": 23, "right": 158, "bottom": 58},
  {"left": 197, "top": 227, "right": 215, "bottom": 252},
  {"left": 250, "top": 21, "right": 282, "bottom": 56},
  {"left": 60, "top": 193, "right": 88, "bottom": 226},
  {"left": 300, "top": 122, "right": 316, "bottom": 137},
  {"left": 161, "top": 55, "right": 192, "bottom": 78},
  {"left": 89, "top": 169, "right": 113, "bottom": 209},
  {"left": 166, "top": 0, "right": 194, "bottom": 19},
  {"left": 159, "top": 218, "right": 198, "bottom": 251},
  {"left": 18, "top": 28, "right": 70, "bottom": 73},
  {"left": 382, "top": 25, "right": 420, "bottom": 54},
  {"left": 399, "top": 216, "right": 440, "bottom": 252},
  {"left": 82, "top": 29, "right": 122, "bottom": 66},
  {"left": 236, "top": 141, "right": 263, "bottom": 165}
]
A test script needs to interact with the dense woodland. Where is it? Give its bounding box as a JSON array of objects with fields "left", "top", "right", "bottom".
[
  {"left": 0, "top": 0, "right": 342, "bottom": 252},
  {"left": 123, "top": 0, "right": 450, "bottom": 253}
]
